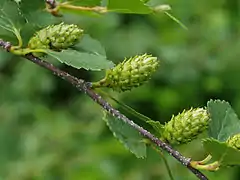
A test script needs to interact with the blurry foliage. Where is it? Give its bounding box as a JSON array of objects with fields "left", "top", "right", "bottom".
[{"left": 0, "top": 0, "right": 240, "bottom": 179}]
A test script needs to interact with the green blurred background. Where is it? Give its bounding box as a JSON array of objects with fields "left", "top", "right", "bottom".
[{"left": 0, "top": 0, "right": 240, "bottom": 179}]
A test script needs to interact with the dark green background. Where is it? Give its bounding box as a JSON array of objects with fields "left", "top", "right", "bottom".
[{"left": 0, "top": 0, "right": 240, "bottom": 179}]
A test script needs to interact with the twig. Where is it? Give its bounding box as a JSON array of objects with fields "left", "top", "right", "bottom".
[
  {"left": 45, "top": 0, "right": 107, "bottom": 15},
  {"left": 0, "top": 39, "right": 208, "bottom": 180},
  {"left": 59, "top": 3, "right": 107, "bottom": 13},
  {"left": 45, "top": 0, "right": 57, "bottom": 9},
  {"left": 151, "top": 144, "right": 175, "bottom": 180}
]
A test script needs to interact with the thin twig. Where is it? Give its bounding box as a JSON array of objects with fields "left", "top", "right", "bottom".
[
  {"left": 59, "top": 3, "right": 107, "bottom": 13},
  {"left": 0, "top": 39, "right": 208, "bottom": 180},
  {"left": 45, "top": 0, "right": 57, "bottom": 9},
  {"left": 45, "top": 0, "right": 107, "bottom": 15},
  {"left": 151, "top": 144, "right": 175, "bottom": 180}
]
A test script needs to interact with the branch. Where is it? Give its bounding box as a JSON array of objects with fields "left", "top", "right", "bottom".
[
  {"left": 45, "top": 0, "right": 107, "bottom": 16},
  {"left": 0, "top": 39, "right": 208, "bottom": 180}
]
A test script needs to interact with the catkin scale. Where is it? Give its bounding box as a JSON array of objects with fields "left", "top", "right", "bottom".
[
  {"left": 28, "top": 22, "right": 83, "bottom": 52},
  {"left": 161, "top": 108, "right": 210, "bottom": 145},
  {"left": 98, "top": 54, "right": 159, "bottom": 92},
  {"left": 226, "top": 134, "right": 240, "bottom": 150}
]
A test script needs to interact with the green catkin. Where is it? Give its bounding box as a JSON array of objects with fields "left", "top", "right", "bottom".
[
  {"left": 162, "top": 108, "right": 210, "bottom": 145},
  {"left": 226, "top": 134, "right": 240, "bottom": 150},
  {"left": 28, "top": 22, "right": 83, "bottom": 51},
  {"left": 97, "top": 54, "right": 159, "bottom": 92}
]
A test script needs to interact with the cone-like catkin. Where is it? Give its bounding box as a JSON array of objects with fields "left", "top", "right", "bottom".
[
  {"left": 28, "top": 22, "right": 83, "bottom": 50},
  {"left": 99, "top": 54, "right": 159, "bottom": 92},
  {"left": 162, "top": 108, "right": 210, "bottom": 145},
  {"left": 226, "top": 134, "right": 240, "bottom": 150}
]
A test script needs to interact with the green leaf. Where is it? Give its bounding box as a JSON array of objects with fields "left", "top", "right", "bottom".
[
  {"left": 106, "top": 94, "right": 152, "bottom": 123},
  {"left": 0, "top": 0, "right": 25, "bottom": 27},
  {"left": 0, "top": 0, "right": 25, "bottom": 35},
  {"left": 146, "top": 120, "right": 164, "bottom": 136},
  {"left": 74, "top": 34, "right": 106, "bottom": 56},
  {"left": 107, "top": 0, "right": 152, "bottom": 14},
  {"left": 19, "top": 0, "right": 44, "bottom": 15},
  {"left": 69, "top": 0, "right": 102, "bottom": 6},
  {"left": 19, "top": 0, "right": 58, "bottom": 27},
  {"left": 0, "top": 18, "right": 14, "bottom": 37},
  {"left": 46, "top": 49, "right": 114, "bottom": 71},
  {"left": 207, "top": 99, "right": 240, "bottom": 142},
  {"left": 99, "top": 92, "right": 164, "bottom": 137},
  {"left": 203, "top": 138, "right": 240, "bottom": 166},
  {"left": 103, "top": 111, "right": 147, "bottom": 158},
  {"left": 109, "top": 99, "right": 164, "bottom": 136},
  {"left": 114, "top": 100, "right": 164, "bottom": 136}
]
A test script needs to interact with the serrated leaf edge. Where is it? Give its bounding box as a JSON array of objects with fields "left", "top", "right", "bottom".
[
  {"left": 102, "top": 111, "right": 146, "bottom": 158},
  {"left": 203, "top": 138, "right": 240, "bottom": 165}
]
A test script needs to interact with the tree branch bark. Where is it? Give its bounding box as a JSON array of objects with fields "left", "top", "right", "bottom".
[{"left": 0, "top": 39, "right": 208, "bottom": 180}]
